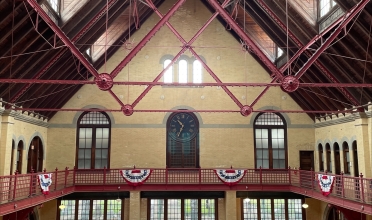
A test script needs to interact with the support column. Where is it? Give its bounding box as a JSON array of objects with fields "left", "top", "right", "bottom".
[
  {"left": 129, "top": 191, "right": 141, "bottom": 220},
  {"left": 354, "top": 114, "right": 371, "bottom": 178},
  {"left": 0, "top": 110, "right": 15, "bottom": 175},
  {"left": 225, "top": 191, "right": 237, "bottom": 220}
]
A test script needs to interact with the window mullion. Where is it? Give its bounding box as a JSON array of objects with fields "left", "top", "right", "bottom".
[
  {"left": 285, "top": 199, "right": 288, "bottom": 220},
  {"left": 271, "top": 199, "right": 274, "bottom": 220}
]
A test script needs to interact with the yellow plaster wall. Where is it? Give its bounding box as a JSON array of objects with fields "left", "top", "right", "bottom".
[
  {"left": 315, "top": 112, "right": 372, "bottom": 177},
  {"left": 46, "top": 0, "right": 314, "bottom": 171},
  {"left": 39, "top": 199, "right": 57, "bottom": 220},
  {"left": 0, "top": 111, "right": 47, "bottom": 175}
]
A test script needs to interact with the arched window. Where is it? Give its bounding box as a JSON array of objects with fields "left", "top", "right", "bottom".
[
  {"left": 178, "top": 60, "right": 188, "bottom": 83},
  {"left": 342, "top": 142, "right": 350, "bottom": 174},
  {"left": 77, "top": 111, "right": 111, "bottom": 169},
  {"left": 352, "top": 141, "right": 359, "bottom": 177},
  {"left": 193, "top": 60, "right": 202, "bottom": 83},
  {"left": 318, "top": 144, "right": 324, "bottom": 171},
  {"left": 254, "top": 112, "right": 287, "bottom": 169},
  {"left": 325, "top": 143, "right": 332, "bottom": 172},
  {"left": 27, "top": 136, "right": 44, "bottom": 173},
  {"left": 16, "top": 141, "right": 24, "bottom": 174},
  {"left": 164, "top": 59, "right": 173, "bottom": 83},
  {"left": 10, "top": 140, "right": 15, "bottom": 175},
  {"left": 334, "top": 143, "right": 341, "bottom": 174},
  {"left": 166, "top": 112, "right": 199, "bottom": 168}
]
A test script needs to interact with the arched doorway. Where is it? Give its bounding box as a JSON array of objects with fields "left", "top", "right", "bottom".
[
  {"left": 16, "top": 141, "right": 24, "bottom": 173},
  {"left": 27, "top": 136, "right": 43, "bottom": 173}
]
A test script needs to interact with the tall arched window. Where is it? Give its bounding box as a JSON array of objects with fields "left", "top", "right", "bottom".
[
  {"left": 164, "top": 59, "right": 173, "bottom": 83},
  {"left": 254, "top": 112, "right": 287, "bottom": 169},
  {"left": 318, "top": 144, "right": 324, "bottom": 171},
  {"left": 16, "top": 141, "right": 24, "bottom": 174},
  {"left": 334, "top": 143, "right": 341, "bottom": 174},
  {"left": 325, "top": 143, "right": 332, "bottom": 172},
  {"left": 352, "top": 141, "right": 359, "bottom": 177},
  {"left": 77, "top": 111, "right": 111, "bottom": 169},
  {"left": 193, "top": 60, "right": 202, "bottom": 83},
  {"left": 27, "top": 136, "right": 43, "bottom": 173},
  {"left": 166, "top": 112, "right": 199, "bottom": 168},
  {"left": 178, "top": 60, "right": 188, "bottom": 83},
  {"left": 342, "top": 142, "right": 350, "bottom": 174}
]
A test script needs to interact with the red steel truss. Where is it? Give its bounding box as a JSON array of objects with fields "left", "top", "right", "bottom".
[
  {"left": 293, "top": 0, "right": 370, "bottom": 80},
  {"left": 3, "top": 79, "right": 372, "bottom": 88},
  {"left": 0, "top": 167, "right": 371, "bottom": 216},
  {"left": 11, "top": 0, "right": 119, "bottom": 104},
  {"left": 256, "top": 0, "right": 368, "bottom": 106}
]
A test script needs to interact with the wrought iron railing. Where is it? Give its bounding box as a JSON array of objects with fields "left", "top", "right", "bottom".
[{"left": 0, "top": 167, "right": 371, "bottom": 207}]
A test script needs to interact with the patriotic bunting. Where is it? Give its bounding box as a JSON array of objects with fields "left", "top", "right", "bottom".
[
  {"left": 214, "top": 169, "right": 246, "bottom": 186},
  {"left": 38, "top": 173, "right": 52, "bottom": 195},
  {"left": 318, "top": 174, "right": 335, "bottom": 196},
  {"left": 120, "top": 169, "right": 152, "bottom": 186}
]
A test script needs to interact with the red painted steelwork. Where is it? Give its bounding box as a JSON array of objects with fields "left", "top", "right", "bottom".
[
  {"left": 1, "top": 168, "right": 371, "bottom": 215},
  {"left": 255, "top": 0, "right": 361, "bottom": 106},
  {"left": 294, "top": 0, "right": 370, "bottom": 79},
  {"left": 12, "top": 107, "right": 355, "bottom": 114},
  {"left": 4, "top": 79, "right": 372, "bottom": 88},
  {"left": 206, "top": 0, "right": 285, "bottom": 81},
  {"left": 27, "top": 0, "right": 100, "bottom": 79},
  {"left": 10, "top": 0, "right": 118, "bottom": 104},
  {"left": 132, "top": 0, "right": 237, "bottom": 108},
  {"left": 109, "top": 0, "right": 186, "bottom": 79},
  {"left": 275, "top": 3, "right": 361, "bottom": 73}
]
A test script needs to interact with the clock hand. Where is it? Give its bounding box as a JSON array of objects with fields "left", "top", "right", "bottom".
[
  {"left": 177, "top": 125, "right": 184, "bottom": 137},
  {"left": 177, "top": 120, "right": 183, "bottom": 126}
]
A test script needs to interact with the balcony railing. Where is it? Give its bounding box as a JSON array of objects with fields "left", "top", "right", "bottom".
[{"left": 0, "top": 167, "right": 371, "bottom": 215}]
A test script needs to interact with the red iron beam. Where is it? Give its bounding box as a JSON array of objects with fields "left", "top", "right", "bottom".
[
  {"left": 206, "top": 0, "right": 285, "bottom": 80},
  {"left": 10, "top": 0, "right": 118, "bottom": 104},
  {"left": 145, "top": 0, "right": 242, "bottom": 108},
  {"left": 255, "top": 0, "right": 363, "bottom": 107},
  {"left": 294, "top": 0, "right": 370, "bottom": 79},
  {"left": 27, "top": 0, "right": 100, "bottom": 78},
  {"left": 4, "top": 79, "right": 372, "bottom": 88},
  {"left": 277, "top": 3, "right": 360, "bottom": 72},
  {"left": 14, "top": 107, "right": 355, "bottom": 114},
  {"left": 110, "top": 0, "right": 186, "bottom": 79}
]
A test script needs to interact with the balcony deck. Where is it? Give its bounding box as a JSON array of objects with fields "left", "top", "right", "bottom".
[{"left": 0, "top": 168, "right": 371, "bottom": 216}]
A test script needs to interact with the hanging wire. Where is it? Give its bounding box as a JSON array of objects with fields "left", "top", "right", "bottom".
[
  {"left": 9, "top": 0, "right": 16, "bottom": 102},
  {"left": 104, "top": 0, "right": 109, "bottom": 73},
  {"left": 359, "top": 18, "right": 372, "bottom": 104},
  {"left": 286, "top": 0, "right": 290, "bottom": 75}
]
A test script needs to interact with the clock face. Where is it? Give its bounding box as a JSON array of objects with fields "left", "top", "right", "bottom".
[{"left": 168, "top": 112, "right": 198, "bottom": 142}]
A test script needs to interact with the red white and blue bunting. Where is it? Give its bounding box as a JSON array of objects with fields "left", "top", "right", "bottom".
[
  {"left": 318, "top": 174, "right": 335, "bottom": 196},
  {"left": 38, "top": 173, "right": 52, "bottom": 195},
  {"left": 214, "top": 169, "right": 246, "bottom": 186},
  {"left": 120, "top": 169, "right": 152, "bottom": 186}
]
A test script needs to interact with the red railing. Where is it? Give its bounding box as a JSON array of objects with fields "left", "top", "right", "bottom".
[
  {"left": 1, "top": 167, "right": 371, "bottom": 211},
  {"left": 0, "top": 167, "right": 73, "bottom": 205}
]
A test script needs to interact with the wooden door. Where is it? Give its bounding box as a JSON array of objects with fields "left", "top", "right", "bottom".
[{"left": 299, "top": 151, "right": 314, "bottom": 170}]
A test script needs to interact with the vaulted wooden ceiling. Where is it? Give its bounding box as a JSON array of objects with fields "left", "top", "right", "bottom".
[{"left": 0, "top": 0, "right": 371, "bottom": 120}]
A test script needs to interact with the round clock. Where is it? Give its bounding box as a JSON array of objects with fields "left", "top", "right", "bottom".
[{"left": 168, "top": 112, "right": 198, "bottom": 142}]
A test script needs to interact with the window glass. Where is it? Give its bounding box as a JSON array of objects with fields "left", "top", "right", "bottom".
[
  {"left": 179, "top": 60, "right": 188, "bottom": 83},
  {"left": 47, "top": 0, "right": 59, "bottom": 13},
  {"left": 243, "top": 198, "right": 258, "bottom": 220},
  {"left": 107, "top": 199, "right": 122, "bottom": 219},
  {"left": 77, "top": 112, "right": 110, "bottom": 169},
  {"left": 260, "top": 199, "right": 272, "bottom": 220},
  {"left": 78, "top": 200, "right": 91, "bottom": 219},
  {"left": 150, "top": 199, "right": 165, "bottom": 220},
  {"left": 201, "top": 199, "right": 215, "bottom": 220},
  {"left": 274, "top": 199, "right": 285, "bottom": 219},
  {"left": 168, "top": 199, "right": 181, "bottom": 220},
  {"left": 288, "top": 199, "right": 303, "bottom": 219},
  {"left": 193, "top": 60, "right": 202, "bottom": 83},
  {"left": 254, "top": 113, "right": 286, "bottom": 169},
  {"left": 164, "top": 59, "right": 173, "bottom": 83},
  {"left": 60, "top": 200, "right": 75, "bottom": 220},
  {"left": 185, "top": 199, "right": 198, "bottom": 219}
]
